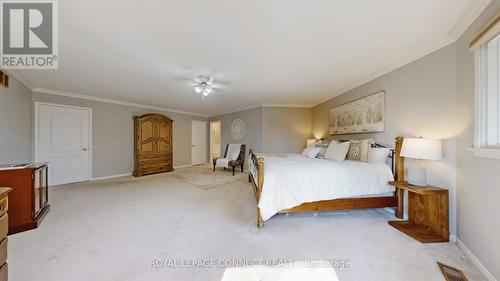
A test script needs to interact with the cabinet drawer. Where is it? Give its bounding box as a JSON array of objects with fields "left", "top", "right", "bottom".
[
  {"left": 0, "top": 215, "right": 7, "bottom": 239},
  {"left": 138, "top": 157, "right": 171, "bottom": 165},
  {"left": 0, "top": 238, "right": 6, "bottom": 266},
  {"left": 0, "top": 263, "right": 7, "bottom": 281},
  {"left": 0, "top": 197, "right": 7, "bottom": 217},
  {"left": 139, "top": 163, "right": 171, "bottom": 173}
]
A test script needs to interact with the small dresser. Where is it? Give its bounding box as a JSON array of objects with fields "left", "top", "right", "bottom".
[
  {"left": 133, "top": 114, "right": 174, "bottom": 177},
  {"left": 0, "top": 187, "right": 12, "bottom": 281},
  {"left": 0, "top": 164, "right": 50, "bottom": 234}
]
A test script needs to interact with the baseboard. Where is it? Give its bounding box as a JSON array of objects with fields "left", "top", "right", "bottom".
[
  {"left": 456, "top": 238, "right": 498, "bottom": 281},
  {"left": 90, "top": 173, "right": 131, "bottom": 181},
  {"left": 173, "top": 164, "right": 193, "bottom": 169}
]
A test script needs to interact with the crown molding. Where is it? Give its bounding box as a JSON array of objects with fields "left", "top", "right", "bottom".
[
  {"left": 261, "top": 103, "right": 313, "bottom": 108},
  {"left": 312, "top": 0, "right": 492, "bottom": 108},
  {"left": 32, "top": 88, "right": 209, "bottom": 118}
]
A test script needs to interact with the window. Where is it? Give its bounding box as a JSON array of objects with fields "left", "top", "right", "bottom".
[{"left": 473, "top": 33, "right": 500, "bottom": 159}]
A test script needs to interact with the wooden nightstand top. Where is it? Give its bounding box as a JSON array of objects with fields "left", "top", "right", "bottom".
[{"left": 388, "top": 181, "right": 448, "bottom": 195}]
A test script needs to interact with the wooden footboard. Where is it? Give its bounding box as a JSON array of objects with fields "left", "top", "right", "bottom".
[{"left": 248, "top": 137, "right": 405, "bottom": 228}]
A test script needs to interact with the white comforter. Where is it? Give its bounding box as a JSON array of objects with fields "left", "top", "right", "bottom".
[{"left": 255, "top": 154, "right": 395, "bottom": 221}]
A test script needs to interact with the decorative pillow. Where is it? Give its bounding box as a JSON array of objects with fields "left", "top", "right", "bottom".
[
  {"left": 346, "top": 142, "right": 362, "bottom": 161},
  {"left": 302, "top": 145, "right": 322, "bottom": 158},
  {"left": 324, "top": 140, "right": 350, "bottom": 162},
  {"left": 314, "top": 142, "right": 330, "bottom": 159},
  {"left": 368, "top": 148, "right": 391, "bottom": 164},
  {"left": 347, "top": 139, "right": 375, "bottom": 162}
]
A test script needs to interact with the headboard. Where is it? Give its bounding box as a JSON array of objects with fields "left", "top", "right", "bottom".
[{"left": 337, "top": 138, "right": 404, "bottom": 180}]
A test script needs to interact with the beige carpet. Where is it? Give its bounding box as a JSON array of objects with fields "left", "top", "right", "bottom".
[
  {"left": 169, "top": 164, "right": 245, "bottom": 190},
  {"left": 8, "top": 167, "right": 487, "bottom": 281}
]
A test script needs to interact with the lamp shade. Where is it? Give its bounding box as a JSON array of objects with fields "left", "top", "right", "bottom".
[
  {"left": 306, "top": 139, "right": 317, "bottom": 147},
  {"left": 400, "top": 138, "right": 442, "bottom": 161}
]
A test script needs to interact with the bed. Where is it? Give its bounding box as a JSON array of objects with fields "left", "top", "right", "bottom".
[{"left": 248, "top": 137, "right": 405, "bottom": 228}]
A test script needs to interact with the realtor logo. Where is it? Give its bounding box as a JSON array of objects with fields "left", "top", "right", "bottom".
[{"left": 1, "top": 0, "right": 58, "bottom": 69}]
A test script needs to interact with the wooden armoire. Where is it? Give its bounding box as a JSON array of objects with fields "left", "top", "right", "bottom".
[{"left": 133, "top": 114, "right": 173, "bottom": 177}]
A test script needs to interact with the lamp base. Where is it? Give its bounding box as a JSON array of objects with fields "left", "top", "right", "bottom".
[{"left": 407, "top": 165, "right": 427, "bottom": 186}]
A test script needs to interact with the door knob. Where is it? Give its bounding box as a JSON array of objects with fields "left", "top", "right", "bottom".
[
  {"left": 82, "top": 148, "right": 88, "bottom": 151},
  {"left": 192, "top": 145, "right": 195, "bottom": 147}
]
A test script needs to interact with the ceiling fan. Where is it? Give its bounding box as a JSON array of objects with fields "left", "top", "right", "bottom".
[{"left": 193, "top": 75, "right": 215, "bottom": 97}]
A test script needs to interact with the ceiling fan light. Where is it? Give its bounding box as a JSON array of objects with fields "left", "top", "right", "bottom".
[
  {"left": 202, "top": 88, "right": 211, "bottom": 96},
  {"left": 194, "top": 86, "right": 202, "bottom": 94}
]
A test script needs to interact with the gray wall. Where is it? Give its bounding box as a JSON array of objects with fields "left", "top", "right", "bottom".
[
  {"left": 33, "top": 92, "right": 208, "bottom": 178},
  {"left": 456, "top": 1, "right": 500, "bottom": 279},
  {"left": 0, "top": 73, "right": 32, "bottom": 163},
  {"left": 210, "top": 107, "right": 263, "bottom": 167},
  {"left": 312, "top": 44, "right": 459, "bottom": 236},
  {"left": 210, "top": 106, "right": 313, "bottom": 168},
  {"left": 262, "top": 106, "right": 312, "bottom": 153}
]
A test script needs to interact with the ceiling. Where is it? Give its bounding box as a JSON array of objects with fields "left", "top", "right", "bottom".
[{"left": 13, "top": 0, "right": 491, "bottom": 117}]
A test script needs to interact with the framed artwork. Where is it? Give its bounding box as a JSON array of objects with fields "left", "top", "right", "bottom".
[
  {"left": 231, "top": 118, "right": 246, "bottom": 140},
  {"left": 329, "top": 91, "right": 386, "bottom": 135}
]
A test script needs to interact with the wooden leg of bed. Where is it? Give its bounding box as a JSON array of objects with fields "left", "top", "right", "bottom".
[
  {"left": 241, "top": 164, "right": 244, "bottom": 173},
  {"left": 213, "top": 162, "right": 215, "bottom": 172},
  {"left": 257, "top": 209, "right": 264, "bottom": 228},
  {"left": 396, "top": 187, "right": 404, "bottom": 219},
  {"left": 248, "top": 173, "right": 251, "bottom": 183}
]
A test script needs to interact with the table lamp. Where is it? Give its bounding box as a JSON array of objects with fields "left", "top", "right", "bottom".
[
  {"left": 306, "top": 139, "right": 317, "bottom": 147},
  {"left": 400, "top": 137, "right": 442, "bottom": 186}
]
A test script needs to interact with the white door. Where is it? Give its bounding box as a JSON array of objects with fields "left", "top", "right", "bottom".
[
  {"left": 35, "top": 103, "right": 91, "bottom": 186},
  {"left": 191, "top": 120, "right": 207, "bottom": 165},
  {"left": 210, "top": 121, "right": 221, "bottom": 159}
]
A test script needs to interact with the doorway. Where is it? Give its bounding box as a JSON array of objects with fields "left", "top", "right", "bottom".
[
  {"left": 210, "top": 121, "right": 221, "bottom": 160},
  {"left": 35, "top": 102, "right": 92, "bottom": 186},
  {"left": 191, "top": 120, "right": 207, "bottom": 165}
]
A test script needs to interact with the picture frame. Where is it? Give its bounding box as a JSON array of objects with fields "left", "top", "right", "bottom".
[{"left": 329, "top": 91, "right": 386, "bottom": 135}]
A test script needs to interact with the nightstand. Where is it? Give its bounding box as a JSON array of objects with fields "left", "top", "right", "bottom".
[{"left": 388, "top": 181, "right": 449, "bottom": 243}]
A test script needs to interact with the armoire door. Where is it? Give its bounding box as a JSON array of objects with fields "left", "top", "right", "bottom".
[
  {"left": 137, "top": 117, "right": 156, "bottom": 156},
  {"left": 157, "top": 118, "right": 172, "bottom": 154}
]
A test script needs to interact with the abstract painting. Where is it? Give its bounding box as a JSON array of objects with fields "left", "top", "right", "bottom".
[{"left": 329, "top": 91, "right": 385, "bottom": 135}]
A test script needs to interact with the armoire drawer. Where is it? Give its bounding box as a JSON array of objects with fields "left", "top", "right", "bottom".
[
  {"left": 138, "top": 156, "right": 171, "bottom": 165},
  {"left": 139, "top": 163, "right": 171, "bottom": 173}
]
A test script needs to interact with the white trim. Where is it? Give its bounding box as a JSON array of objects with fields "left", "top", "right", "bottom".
[
  {"left": 468, "top": 147, "right": 500, "bottom": 159},
  {"left": 34, "top": 102, "right": 93, "bottom": 182},
  {"left": 90, "top": 173, "right": 131, "bottom": 181},
  {"left": 173, "top": 164, "right": 194, "bottom": 169},
  {"left": 456, "top": 238, "right": 498, "bottom": 281},
  {"left": 33, "top": 88, "right": 209, "bottom": 118},
  {"left": 261, "top": 103, "right": 312, "bottom": 108},
  {"left": 210, "top": 104, "right": 262, "bottom": 117}
]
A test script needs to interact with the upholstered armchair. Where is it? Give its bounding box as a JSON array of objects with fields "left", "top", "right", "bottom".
[{"left": 213, "top": 144, "right": 246, "bottom": 176}]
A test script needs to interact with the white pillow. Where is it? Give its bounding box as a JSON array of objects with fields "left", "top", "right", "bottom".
[
  {"left": 368, "top": 148, "right": 390, "bottom": 164},
  {"left": 302, "top": 145, "right": 322, "bottom": 158},
  {"left": 324, "top": 141, "right": 350, "bottom": 162}
]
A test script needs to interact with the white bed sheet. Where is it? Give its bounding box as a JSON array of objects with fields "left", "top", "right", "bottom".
[{"left": 253, "top": 153, "right": 395, "bottom": 221}]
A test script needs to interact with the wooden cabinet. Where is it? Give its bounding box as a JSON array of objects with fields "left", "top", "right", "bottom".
[
  {"left": 0, "top": 187, "right": 11, "bottom": 281},
  {"left": 133, "top": 114, "right": 173, "bottom": 177},
  {"left": 388, "top": 181, "right": 449, "bottom": 243},
  {"left": 0, "top": 164, "right": 49, "bottom": 235}
]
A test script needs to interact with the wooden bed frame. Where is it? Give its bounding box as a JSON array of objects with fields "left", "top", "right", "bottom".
[{"left": 248, "top": 137, "right": 405, "bottom": 228}]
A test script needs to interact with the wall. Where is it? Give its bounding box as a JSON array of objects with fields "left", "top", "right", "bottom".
[
  {"left": 210, "top": 107, "right": 263, "bottom": 167},
  {"left": 210, "top": 106, "right": 313, "bottom": 168},
  {"left": 0, "top": 73, "right": 32, "bottom": 163},
  {"left": 312, "top": 44, "right": 459, "bottom": 236},
  {"left": 33, "top": 92, "right": 208, "bottom": 178},
  {"left": 262, "top": 107, "right": 312, "bottom": 153},
  {"left": 456, "top": 1, "right": 500, "bottom": 279}
]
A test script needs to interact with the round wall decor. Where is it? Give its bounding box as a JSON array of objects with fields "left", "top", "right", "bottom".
[{"left": 231, "top": 119, "right": 246, "bottom": 140}]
